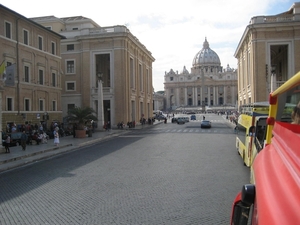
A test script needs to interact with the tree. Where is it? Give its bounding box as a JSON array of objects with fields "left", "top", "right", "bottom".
[{"left": 67, "top": 106, "right": 98, "bottom": 130}]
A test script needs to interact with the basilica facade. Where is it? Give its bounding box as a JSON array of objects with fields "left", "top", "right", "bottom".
[{"left": 164, "top": 38, "right": 237, "bottom": 111}]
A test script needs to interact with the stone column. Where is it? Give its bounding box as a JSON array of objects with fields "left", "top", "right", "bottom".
[{"left": 98, "top": 80, "right": 104, "bottom": 129}]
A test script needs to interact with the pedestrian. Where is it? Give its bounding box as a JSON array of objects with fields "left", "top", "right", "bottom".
[
  {"left": 53, "top": 127, "right": 60, "bottom": 146},
  {"left": 5, "top": 135, "right": 10, "bottom": 153},
  {"left": 20, "top": 131, "right": 28, "bottom": 151}
]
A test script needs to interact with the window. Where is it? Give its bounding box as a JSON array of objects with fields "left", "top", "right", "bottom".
[
  {"left": 130, "top": 58, "right": 134, "bottom": 88},
  {"left": 24, "top": 66, "right": 29, "bottom": 82},
  {"left": 52, "top": 73, "right": 56, "bottom": 87},
  {"left": 23, "top": 30, "right": 29, "bottom": 45},
  {"left": 66, "top": 60, "right": 75, "bottom": 73},
  {"left": 72, "top": 28, "right": 78, "bottom": 30},
  {"left": 170, "top": 77, "right": 173, "bottom": 81},
  {"left": 7, "top": 97, "right": 13, "bottom": 111},
  {"left": 67, "top": 104, "right": 75, "bottom": 111},
  {"left": 139, "top": 64, "right": 143, "bottom": 91},
  {"left": 39, "top": 70, "right": 44, "bottom": 85},
  {"left": 52, "top": 100, "right": 56, "bottom": 111},
  {"left": 5, "top": 22, "right": 11, "bottom": 39},
  {"left": 67, "top": 44, "right": 74, "bottom": 51},
  {"left": 51, "top": 42, "right": 56, "bottom": 55},
  {"left": 39, "top": 99, "right": 44, "bottom": 111},
  {"left": 66, "top": 82, "right": 75, "bottom": 91},
  {"left": 24, "top": 99, "right": 30, "bottom": 111},
  {"left": 38, "top": 36, "right": 43, "bottom": 50},
  {"left": 45, "top": 26, "right": 52, "bottom": 30}
]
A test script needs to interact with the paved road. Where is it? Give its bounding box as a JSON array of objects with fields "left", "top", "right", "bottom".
[{"left": 0, "top": 115, "right": 248, "bottom": 225}]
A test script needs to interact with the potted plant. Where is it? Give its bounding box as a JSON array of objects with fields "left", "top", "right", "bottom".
[{"left": 67, "top": 106, "right": 98, "bottom": 138}]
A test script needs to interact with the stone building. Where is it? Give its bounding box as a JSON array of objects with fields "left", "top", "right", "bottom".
[
  {"left": 164, "top": 38, "right": 237, "bottom": 112},
  {"left": 31, "top": 16, "right": 155, "bottom": 127},
  {"left": 0, "top": 4, "right": 65, "bottom": 134},
  {"left": 234, "top": 2, "right": 300, "bottom": 107}
]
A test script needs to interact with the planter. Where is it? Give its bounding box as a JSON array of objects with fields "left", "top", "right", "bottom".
[{"left": 75, "top": 130, "right": 86, "bottom": 138}]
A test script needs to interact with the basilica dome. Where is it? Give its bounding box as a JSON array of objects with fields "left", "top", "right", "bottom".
[{"left": 192, "top": 38, "right": 221, "bottom": 68}]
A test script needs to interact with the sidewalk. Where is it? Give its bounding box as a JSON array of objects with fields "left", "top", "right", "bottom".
[{"left": 0, "top": 121, "right": 162, "bottom": 173}]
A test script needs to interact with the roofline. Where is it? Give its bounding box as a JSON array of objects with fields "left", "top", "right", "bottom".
[{"left": 0, "top": 4, "right": 66, "bottom": 39}]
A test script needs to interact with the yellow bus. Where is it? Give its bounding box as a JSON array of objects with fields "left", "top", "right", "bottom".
[{"left": 236, "top": 103, "right": 269, "bottom": 167}]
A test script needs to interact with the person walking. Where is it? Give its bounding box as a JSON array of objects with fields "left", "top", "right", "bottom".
[
  {"left": 5, "top": 135, "right": 10, "bottom": 153},
  {"left": 53, "top": 127, "right": 60, "bottom": 146},
  {"left": 20, "top": 131, "right": 28, "bottom": 151}
]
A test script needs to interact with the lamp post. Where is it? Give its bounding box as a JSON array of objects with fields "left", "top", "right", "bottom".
[{"left": 97, "top": 73, "right": 104, "bottom": 129}]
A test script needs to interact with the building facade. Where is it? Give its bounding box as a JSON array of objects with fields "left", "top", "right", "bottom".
[
  {"left": 153, "top": 91, "right": 165, "bottom": 112},
  {"left": 0, "top": 4, "right": 65, "bottom": 134},
  {"left": 234, "top": 2, "right": 300, "bottom": 107},
  {"left": 164, "top": 38, "right": 237, "bottom": 111},
  {"left": 31, "top": 16, "right": 155, "bottom": 127}
]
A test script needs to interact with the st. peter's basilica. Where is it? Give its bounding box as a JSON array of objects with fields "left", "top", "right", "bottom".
[{"left": 164, "top": 38, "right": 237, "bottom": 111}]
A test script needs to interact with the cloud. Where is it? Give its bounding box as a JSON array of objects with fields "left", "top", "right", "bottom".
[{"left": 0, "top": 0, "right": 295, "bottom": 91}]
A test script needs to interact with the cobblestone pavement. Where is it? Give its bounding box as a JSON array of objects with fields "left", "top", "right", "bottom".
[
  {"left": 0, "top": 116, "right": 247, "bottom": 225},
  {"left": 0, "top": 121, "right": 164, "bottom": 173}
]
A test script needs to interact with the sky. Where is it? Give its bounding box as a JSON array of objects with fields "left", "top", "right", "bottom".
[{"left": 1, "top": 0, "right": 296, "bottom": 91}]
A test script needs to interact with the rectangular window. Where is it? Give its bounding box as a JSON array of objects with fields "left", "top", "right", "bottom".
[
  {"left": 23, "top": 30, "right": 29, "bottom": 45},
  {"left": 24, "top": 66, "right": 29, "bottom": 82},
  {"left": 39, "top": 70, "right": 44, "bottom": 85},
  {"left": 52, "top": 100, "right": 56, "bottom": 111},
  {"left": 170, "top": 77, "right": 173, "bottom": 81},
  {"left": 25, "top": 99, "right": 30, "bottom": 111},
  {"left": 67, "top": 104, "right": 75, "bottom": 111},
  {"left": 5, "top": 22, "right": 11, "bottom": 39},
  {"left": 39, "top": 99, "right": 44, "bottom": 111},
  {"left": 130, "top": 58, "right": 134, "bottom": 88},
  {"left": 139, "top": 64, "right": 143, "bottom": 91},
  {"left": 51, "top": 42, "right": 56, "bottom": 55},
  {"left": 38, "top": 36, "right": 43, "bottom": 50},
  {"left": 52, "top": 73, "right": 56, "bottom": 87},
  {"left": 66, "top": 82, "right": 75, "bottom": 90},
  {"left": 7, "top": 98, "right": 13, "bottom": 111},
  {"left": 67, "top": 44, "right": 74, "bottom": 51},
  {"left": 66, "top": 60, "right": 75, "bottom": 73}
]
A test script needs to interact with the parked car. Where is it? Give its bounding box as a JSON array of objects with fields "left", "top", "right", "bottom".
[
  {"left": 190, "top": 115, "right": 196, "bottom": 120},
  {"left": 155, "top": 114, "right": 166, "bottom": 121},
  {"left": 171, "top": 117, "right": 178, "bottom": 123},
  {"left": 177, "top": 118, "right": 185, "bottom": 124},
  {"left": 201, "top": 120, "right": 211, "bottom": 128},
  {"left": 2, "top": 132, "right": 21, "bottom": 147}
]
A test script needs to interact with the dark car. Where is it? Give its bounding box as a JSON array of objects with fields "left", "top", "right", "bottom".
[
  {"left": 171, "top": 117, "right": 178, "bottom": 123},
  {"left": 2, "top": 132, "right": 23, "bottom": 147},
  {"left": 190, "top": 115, "right": 196, "bottom": 120},
  {"left": 177, "top": 118, "right": 185, "bottom": 124},
  {"left": 155, "top": 114, "right": 166, "bottom": 121},
  {"left": 201, "top": 120, "right": 211, "bottom": 128}
]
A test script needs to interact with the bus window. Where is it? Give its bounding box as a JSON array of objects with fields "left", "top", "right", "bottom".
[{"left": 249, "top": 126, "right": 255, "bottom": 137}]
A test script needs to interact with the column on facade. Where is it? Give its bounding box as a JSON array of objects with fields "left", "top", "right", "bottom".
[
  {"left": 208, "top": 87, "right": 211, "bottom": 106},
  {"left": 215, "top": 86, "right": 218, "bottom": 105},
  {"left": 213, "top": 85, "right": 217, "bottom": 105},
  {"left": 176, "top": 86, "right": 180, "bottom": 107},
  {"left": 224, "top": 86, "right": 227, "bottom": 105},
  {"left": 183, "top": 87, "right": 187, "bottom": 105},
  {"left": 166, "top": 89, "right": 170, "bottom": 109},
  {"left": 193, "top": 86, "right": 197, "bottom": 106}
]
